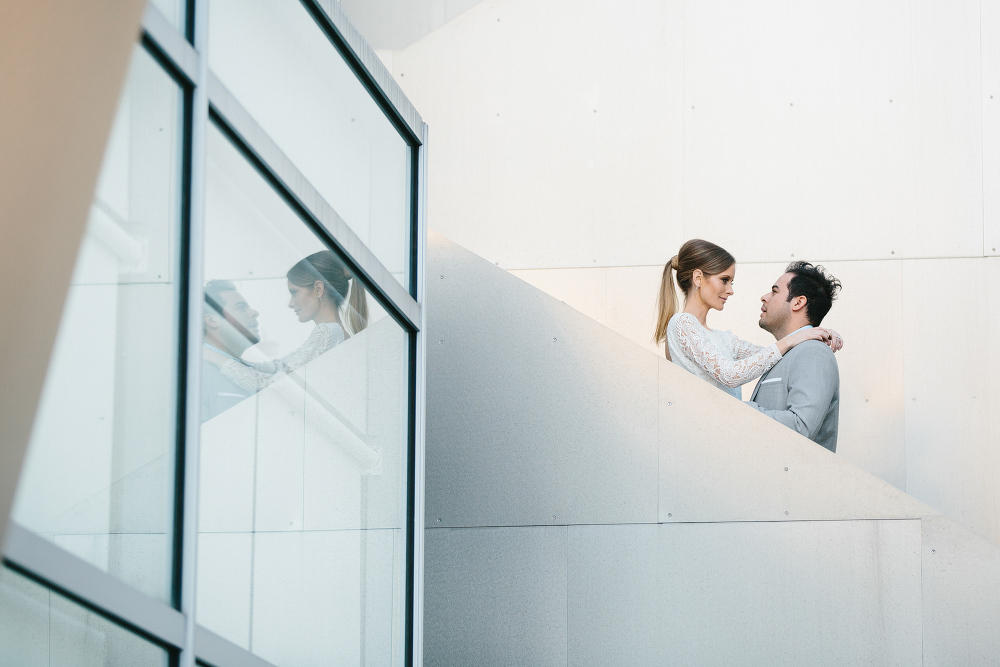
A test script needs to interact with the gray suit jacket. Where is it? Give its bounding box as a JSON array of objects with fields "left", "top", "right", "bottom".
[{"left": 747, "top": 340, "right": 840, "bottom": 452}]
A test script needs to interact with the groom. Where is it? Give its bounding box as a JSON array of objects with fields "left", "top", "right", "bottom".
[
  {"left": 201, "top": 279, "right": 261, "bottom": 422},
  {"left": 749, "top": 262, "right": 842, "bottom": 452}
]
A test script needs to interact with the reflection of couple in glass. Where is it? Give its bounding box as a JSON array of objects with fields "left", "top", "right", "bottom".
[{"left": 200, "top": 250, "right": 367, "bottom": 421}]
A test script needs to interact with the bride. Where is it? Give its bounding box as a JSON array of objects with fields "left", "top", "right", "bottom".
[
  {"left": 654, "top": 239, "right": 840, "bottom": 399},
  {"left": 209, "top": 250, "right": 368, "bottom": 391}
]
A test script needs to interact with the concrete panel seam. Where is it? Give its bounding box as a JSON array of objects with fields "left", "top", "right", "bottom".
[{"left": 425, "top": 517, "right": 928, "bottom": 530}]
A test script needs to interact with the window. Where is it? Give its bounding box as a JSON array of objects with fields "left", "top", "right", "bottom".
[{"left": 4, "top": 2, "right": 425, "bottom": 665}]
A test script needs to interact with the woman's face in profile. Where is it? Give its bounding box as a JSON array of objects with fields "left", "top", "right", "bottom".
[
  {"left": 287, "top": 279, "right": 321, "bottom": 323},
  {"left": 698, "top": 263, "right": 736, "bottom": 312}
]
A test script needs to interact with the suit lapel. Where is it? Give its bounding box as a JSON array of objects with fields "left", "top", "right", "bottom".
[{"left": 751, "top": 360, "right": 777, "bottom": 402}]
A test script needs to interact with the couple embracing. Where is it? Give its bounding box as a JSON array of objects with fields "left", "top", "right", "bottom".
[
  {"left": 654, "top": 239, "right": 843, "bottom": 453},
  {"left": 200, "top": 250, "right": 368, "bottom": 422}
]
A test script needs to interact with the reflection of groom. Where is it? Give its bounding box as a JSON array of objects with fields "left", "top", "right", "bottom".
[
  {"left": 749, "top": 262, "right": 842, "bottom": 452},
  {"left": 201, "top": 280, "right": 261, "bottom": 422}
]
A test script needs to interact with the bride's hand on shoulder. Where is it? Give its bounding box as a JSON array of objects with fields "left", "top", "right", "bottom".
[
  {"left": 776, "top": 326, "right": 832, "bottom": 355},
  {"left": 824, "top": 328, "right": 844, "bottom": 353}
]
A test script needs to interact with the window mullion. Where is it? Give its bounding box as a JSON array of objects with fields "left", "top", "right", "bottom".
[{"left": 178, "top": 0, "right": 211, "bottom": 664}]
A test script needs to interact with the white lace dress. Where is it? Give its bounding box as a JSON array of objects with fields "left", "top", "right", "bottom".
[
  {"left": 221, "top": 322, "right": 346, "bottom": 391},
  {"left": 666, "top": 312, "right": 781, "bottom": 399}
]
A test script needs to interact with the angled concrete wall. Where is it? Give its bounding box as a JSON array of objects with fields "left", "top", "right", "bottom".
[{"left": 425, "top": 233, "right": 1000, "bottom": 666}]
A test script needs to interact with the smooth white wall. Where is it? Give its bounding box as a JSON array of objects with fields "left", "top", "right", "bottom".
[{"left": 368, "top": 0, "right": 1000, "bottom": 546}]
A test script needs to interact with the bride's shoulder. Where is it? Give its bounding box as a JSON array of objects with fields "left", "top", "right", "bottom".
[
  {"left": 314, "top": 322, "right": 346, "bottom": 343},
  {"left": 670, "top": 312, "right": 701, "bottom": 329}
]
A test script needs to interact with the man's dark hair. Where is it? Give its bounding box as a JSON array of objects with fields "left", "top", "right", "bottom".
[
  {"left": 204, "top": 279, "right": 237, "bottom": 316},
  {"left": 785, "top": 262, "right": 841, "bottom": 326}
]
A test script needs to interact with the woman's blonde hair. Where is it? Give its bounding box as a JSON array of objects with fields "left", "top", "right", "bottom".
[{"left": 654, "top": 239, "right": 736, "bottom": 360}]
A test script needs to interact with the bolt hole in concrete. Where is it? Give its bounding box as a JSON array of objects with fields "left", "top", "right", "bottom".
[
  {"left": 784, "top": 467, "right": 788, "bottom": 471},
  {"left": 784, "top": 511, "right": 789, "bottom": 515},
  {"left": 668, "top": 513, "right": 672, "bottom": 517}
]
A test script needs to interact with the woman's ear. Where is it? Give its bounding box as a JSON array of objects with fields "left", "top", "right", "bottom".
[
  {"left": 314, "top": 280, "right": 325, "bottom": 298},
  {"left": 691, "top": 268, "right": 704, "bottom": 289}
]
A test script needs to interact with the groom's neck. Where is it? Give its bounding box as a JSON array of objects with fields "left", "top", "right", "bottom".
[
  {"left": 774, "top": 318, "right": 812, "bottom": 341},
  {"left": 205, "top": 331, "right": 247, "bottom": 359}
]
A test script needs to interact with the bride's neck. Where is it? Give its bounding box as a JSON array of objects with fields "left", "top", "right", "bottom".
[
  {"left": 313, "top": 301, "right": 343, "bottom": 326},
  {"left": 683, "top": 300, "right": 710, "bottom": 328}
]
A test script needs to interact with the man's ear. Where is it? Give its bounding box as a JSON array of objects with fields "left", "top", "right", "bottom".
[
  {"left": 789, "top": 295, "right": 808, "bottom": 312},
  {"left": 204, "top": 312, "right": 219, "bottom": 329}
]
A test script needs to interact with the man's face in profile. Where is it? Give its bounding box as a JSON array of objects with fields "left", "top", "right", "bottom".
[
  {"left": 215, "top": 289, "right": 261, "bottom": 346},
  {"left": 759, "top": 272, "right": 794, "bottom": 335}
]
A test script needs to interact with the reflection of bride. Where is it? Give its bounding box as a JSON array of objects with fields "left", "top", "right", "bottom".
[{"left": 222, "top": 250, "right": 368, "bottom": 391}]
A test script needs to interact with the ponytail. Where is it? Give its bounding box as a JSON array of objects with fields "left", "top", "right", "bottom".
[
  {"left": 654, "top": 255, "right": 680, "bottom": 360},
  {"left": 346, "top": 277, "right": 368, "bottom": 336}
]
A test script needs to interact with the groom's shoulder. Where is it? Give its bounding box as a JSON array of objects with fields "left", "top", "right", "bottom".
[{"left": 786, "top": 339, "right": 838, "bottom": 368}]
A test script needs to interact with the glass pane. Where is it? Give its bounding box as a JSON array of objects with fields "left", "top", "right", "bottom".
[
  {"left": 197, "top": 124, "right": 409, "bottom": 666},
  {"left": 209, "top": 0, "right": 412, "bottom": 291},
  {"left": 12, "top": 46, "right": 183, "bottom": 603},
  {"left": 150, "top": 0, "right": 187, "bottom": 34},
  {"left": 0, "top": 566, "right": 170, "bottom": 666}
]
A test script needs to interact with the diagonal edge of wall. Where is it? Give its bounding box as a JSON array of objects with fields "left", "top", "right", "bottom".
[{"left": 426, "top": 230, "right": 934, "bottom": 529}]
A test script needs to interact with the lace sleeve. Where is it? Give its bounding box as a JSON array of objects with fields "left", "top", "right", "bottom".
[
  {"left": 730, "top": 333, "right": 769, "bottom": 360},
  {"left": 221, "top": 359, "right": 285, "bottom": 391},
  {"left": 675, "top": 314, "right": 781, "bottom": 388},
  {"left": 221, "top": 324, "right": 345, "bottom": 392},
  {"left": 254, "top": 324, "right": 345, "bottom": 375}
]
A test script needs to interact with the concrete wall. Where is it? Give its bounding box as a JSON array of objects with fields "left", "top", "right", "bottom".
[
  {"left": 367, "top": 0, "right": 1000, "bottom": 548},
  {"left": 424, "top": 233, "right": 1000, "bottom": 666}
]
